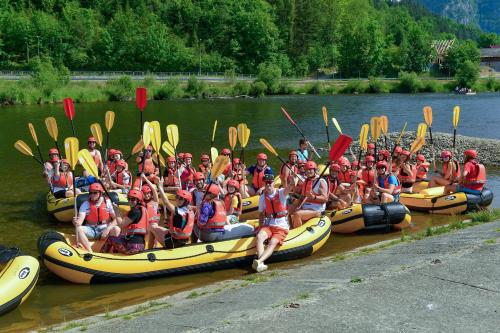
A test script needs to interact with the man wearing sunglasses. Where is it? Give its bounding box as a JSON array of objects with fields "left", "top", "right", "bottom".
[
  {"left": 43, "top": 148, "right": 59, "bottom": 185},
  {"left": 374, "top": 161, "right": 401, "bottom": 203},
  {"left": 136, "top": 145, "right": 158, "bottom": 177},
  {"left": 87, "top": 136, "right": 104, "bottom": 174}
]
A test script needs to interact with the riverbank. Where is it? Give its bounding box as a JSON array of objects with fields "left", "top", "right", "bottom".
[
  {"left": 1, "top": 75, "right": 500, "bottom": 106},
  {"left": 45, "top": 214, "right": 500, "bottom": 333}
]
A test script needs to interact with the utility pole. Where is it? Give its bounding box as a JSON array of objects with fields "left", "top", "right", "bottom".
[{"left": 198, "top": 39, "right": 202, "bottom": 76}]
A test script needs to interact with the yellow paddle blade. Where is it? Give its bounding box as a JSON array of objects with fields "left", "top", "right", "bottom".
[
  {"left": 212, "top": 120, "right": 218, "bottom": 143},
  {"left": 131, "top": 139, "right": 144, "bottom": 155},
  {"left": 78, "top": 149, "right": 99, "bottom": 178},
  {"left": 243, "top": 127, "right": 251, "bottom": 148},
  {"left": 45, "top": 117, "right": 58, "bottom": 141},
  {"left": 150, "top": 121, "right": 162, "bottom": 153},
  {"left": 211, "top": 155, "right": 230, "bottom": 180},
  {"left": 155, "top": 152, "right": 166, "bottom": 167},
  {"left": 331, "top": 117, "right": 342, "bottom": 134},
  {"left": 423, "top": 106, "right": 433, "bottom": 126},
  {"left": 14, "top": 140, "right": 34, "bottom": 156},
  {"left": 166, "top": 124, "right": 179, "bottom": 149},
  {"left": 322, "top": 106, "right": 328, "bottom": 127},
  {"left": 359, "top": 124, "right": 369, "bottom": 151},
  {"left": 417, "top": 123, "right": 427, "bottom": 139},
  {"left": 380, "top": 115, "right": 388, "bottom": 134},
  {"left": 396, "top": 122, "right": 408, "bottom": 145},
  {"left": 229, "top": 127, "right": 237, "bottom": 150},
  {"left": 259, "top": 138, "right": 278, "bottom": 156},
  {"left": 28, "top": 123, "right": 39, "bottom": 145},
  {"left": 105, "top": 111, "right": 115, "bottom": 132},
  {"left": 453, "top": 106, "right": 460, "bottom": 129},
  {"left": 210, "top": 147, "right": 218, "bottom": 162},
  {"left": 237, "top": 123, "right": 247, "bottom": 146},
  {"left": 161, "top": 141, "right": 175, "bottom": 157},
  {"left": 370, "top": 117, "right": 381, "bottom": 140},
  {"left": 143, "top": 122, "right": 152, "bottom": 147},
  {"left": 64, "top": 137, "right": 79, "bottom": 170},
  {"left": 90, "top": 123, "right": 104, "bottom": 146},
  {"left": 410, "top": 136, "right": 425, "bottom": 154}
]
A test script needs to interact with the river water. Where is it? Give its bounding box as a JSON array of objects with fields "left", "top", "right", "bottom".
[{"left": 1, "top": 93, "right": 500, "bottom": 331}]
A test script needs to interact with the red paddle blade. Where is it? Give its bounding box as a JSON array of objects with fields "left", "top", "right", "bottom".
[
  {"left": 63, "top": 98, "right": 75, "bottom": 120},
  {"left": 136, "top": 87, "right": 147, "bottom": 111},
  {"left": 280, "top": 107, "right": 296, "bottom": 125},
  {"left": 329, "top": 134, "right": 353, "bottom": 161}
]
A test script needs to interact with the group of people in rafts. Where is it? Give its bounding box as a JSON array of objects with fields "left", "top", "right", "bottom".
[{"left": 42, "top": 134, "right": 487, "bottom": 273}]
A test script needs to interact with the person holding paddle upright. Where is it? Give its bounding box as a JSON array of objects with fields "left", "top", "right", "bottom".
[
  {"left": 43, "top": 148, "right": 60, "bottom": 184},
  {"left": 297, "top": 139, "right": 310, "bottom": 162},
  {"left": 445, "top": 150, "right": 487, "bottom": 195},
  {"left": 280, "top": 151, "right": 299, "bottom": 188},
  {"left": 397, "top": 150, "right": 417, "bottom": 193},
  {"left": 51, "top": 159, "right": 79, "bottom": 198},
  {"left": 245, "top": 153, "right": 273, "bottom": 197},
  {"left": 428, "top": 150, "right": 461, "bottom": 188},
  {"left": 87, "top": 136, "right": 104, "bottom": 175},
  {"left": 198, "top": 153, "right": 212, "bottom": 178}
]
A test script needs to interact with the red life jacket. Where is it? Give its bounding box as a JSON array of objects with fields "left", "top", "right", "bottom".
[
  {"left": 380, "top": 175, "right": 401, "bottom": 195},
  {"left": 85, "top": 200, "right": 111, "bottom": 225},
  {"left": 463, "top": 161, "right": 486, "bottom": 191},
  {"left": 224, "top": 192, "right": 242, "bottom": 215},
  {"left": 252, "top": 166, "right": 267, "bottom": 189},
  {"left": 204, "top": 200, "right": 227, "bottom": 229},
  {"left": 361, "top": 169, "right": 375, "bottom": 186},
  {"left": 107, "top": 160, "right": 116, "bottom": 175},
  {"left": 442, "top": 161, "right": 461, "bottom": 180},
  {"left": 338, "top": 170, "right": 351, "bottom": 184},
  {"left": 280, "top": 163, "right": 298, "bottom": 180},
  {"left": 138, "top": 158, "right": 156, "bottom": 174},
  {"left": 115, "top": 170, "right": 131, "bottom": 188},
  {"left": 198, "top": 164, "right": 210, "bottom": 177},
  {"left": 168, "top": 207, "right": 195, "bottom": 240},
  {"left": 398, "top": 164, "right": 417, "bottom": 184},
  {"left": 300, "top": 177, "right": 325, "bottom": 204},
  {"left": 164, "top": 168, "right": 181, "bottom": 187},
  {"left": 145, "top": 201, "right": 160, "bottom": 224},
  {"left": 51, "top": 172, "right": 73, "bottom": 188},
  {"left": 416, "top": 162, "right": 429, "bottom": 180},
  {"left": 126, "top": 206, "right": 148, "bottom": 236},
  {"left": 264, "top": 192, "right": 288, "bottom": 218},
  {"left": 326, "top": 177, "right": 340, "bottom": 194}
]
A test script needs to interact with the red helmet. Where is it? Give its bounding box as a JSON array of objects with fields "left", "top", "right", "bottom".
[
  {"left": 113, "top": 150, "right": 122, "bottom": 157},
  {"left": 184, "top": 153, "right": 193, "bottom": 159},
  {"left": 194, "top": 172, "right": 205, "bottom": 181},
  {"left": 108, "top": 149, "right": 117, "bottom": 158},
  {"left": 89, "top": 183, "right": 104, "bottom": 193},
  {"left": 167, "top": 156, "right": 176, "bottom": 163},
  {"left": 176, "top": 189, "right": 192, "bottom": 203},
  {"left": 48, "top": 148, "right": 59, "bottom": 155},
  {"left": 376, "top": 161, "right": 388, "bottom": 169},
  {"left": 330, "top": 163, "right": 341, "bottom": 172},
  {"left": 142, "top": 184, "right": 152, "bottom": 193},
  {"left": 257, "top": 153, "right": 267, "bottom": 160},
  {"left": 200, "top": 154, "right": 210, "bottom": 161},
  {"left": 401, "top": 150, "right": 411, "bottom": 157},
  {"left": 338, "top": 157, "right": 351, "bottom": 167},
  {"left": 464, "top": 149, "right": 477, "bottom": 159},
  {"left": 367, "top": 143, "right": 375, "bottom": 149},
  {"left": 394, "top": 146, "right": 403, "bottom": 154},
  {"left": 206, "top": 184, "right": 220, "bottom": 196},
  {"left": 352, "top": 161, "right": 359, "bottom": 167},
  {"left": 60, "top": 159, "right": 70, "bottom": 165},
  {"left": 116, "top": 159, "right": 127, "bottom": 168},
  {"left": 232, "top": 158, "right": 240, "bottom": 165},
  {"left": 289, "top": 150, "right": 298, "bottom": 157},
  {"left": 128, "top": 189, "right": 144, "bottom": 201},
  {"left": 365, "top": 155, "right": 375, "bottom": 163},
  {"left": 441, "top": 150, "right": 452, "bottom": 158},
  {"left": 305, "top": 161, "right": 317, "bottom": 170},
  {"left": 88, "top": 136, "right": 96, "bottom": 143},
  {"left": 416, "top": 154, "right": 426, "bottom": 162},
  {"left": 221, "top": 148, "right": 231, "bottom": 155},
  {"left": 178, "top": 153, "right": 185, "bottom": 159},
  {"left": 378, "top": 150, "right": 390, "bottom": 158},
  {"left": 227, "top": 179, "right": 240, "bottom": 190}
]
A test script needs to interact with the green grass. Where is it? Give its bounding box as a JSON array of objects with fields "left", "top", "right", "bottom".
[
  {"left": 296, "top": 292, "right": 310, "bottom": 300},
  {"left": 484, "top": 238, "right": 497, "bottom": 244},
  {"left": 468, "top": 209, "right": 500, "bottom": 223},
  {"left": 242, "top": 274, "right": 268, "bottom": 283},
  {"left": 350, "top": 277, "right": 363, "bottom": 283}
]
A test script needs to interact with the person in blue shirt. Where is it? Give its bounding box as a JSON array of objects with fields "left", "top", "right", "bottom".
[
  {"left": 297, "top": 139, "right": 309, "bottom": 162},
  {"left": 374, "top": 161, "right": 401, "bottom": 203}
]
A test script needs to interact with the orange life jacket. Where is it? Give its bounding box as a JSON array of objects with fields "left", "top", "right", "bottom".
[
  {"left": 126, "top": 206, "right": 148, "bottom": 236},
  {"left": 326, "top": 177, "right": 340, "bottom": 194},
  {"left": 85, "top": 200, "right": 111, "bottom": 225},
  {"left": 115, "top": 170, "right": 131, "bottom": 188},
  {"left": 398, "top": 164, "right": 417, "bottom": 184},
  {"left": 252, "top": 166, "right": 267, "bottom": 189},
  {"left": 164, "top": 168, "right": 181, "bottom": 187},
  {"left": 198, "top": 164, "right": 210, "bottom": 177},
  {"left": 380, "top": 175, "right": 401, "bottom": 195},
  {"left": 107, "top": 160, "right": 116, "bottom": 175},
  {"left": 361, "top": 169, "right": 375, "bottom": 187},
  {"left": 416, "top": 162, "right": 429, "bottom": 180},
  {"left": 338, "top": 170, "right": 351, "bottom": 184},
  {"left": 300, "top": 177, "right": 325, "bottom": 204},
  {"left": 224, "top": 192, "right": 242, "bottom": 215},
  {"left": 168, "top": 207, "right": 195, "bottom": 240},
  {"left": 51, "top": 172, "right": 73, "bottom": 189},
  {"left": 204, "top": 200, "right": 227, "bottom": 229},
  {"left": 264, "top": 192, "right": 288, "bottom": 219},
  {"left": 463, "top": 161, "right": 486, "bottom": 191},
  {"left": 442, "top": 161, "right": 461, "bottom": 180},
  {"left": 145, "top": 201, "right": 160, "bottom": 224},
  {"left": 138, "top": 158, "right": 156, "bottom": 174},
  {"left": 280, "top": 163, "right": 298, "bottom": 180}
]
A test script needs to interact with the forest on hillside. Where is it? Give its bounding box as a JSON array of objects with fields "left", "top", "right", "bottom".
[{"left": 0, "top": 0, "right": 497, "bottom": 77}]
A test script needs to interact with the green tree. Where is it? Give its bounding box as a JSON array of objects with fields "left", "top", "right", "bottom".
[
  {"left": 257, "top": 62, "right": 282, "bottom": 93},
  {"left": 454, "top": 60, "right": 480, "bottom": 88},
  {"left": 401, "top": 23, "right": 431, "bottom": 73},
  {"left": 477, "top": 33, "right": 500, "bottom": 48},
  {"left": 443, "top": 40, "right": 480, "bottom": 76}
]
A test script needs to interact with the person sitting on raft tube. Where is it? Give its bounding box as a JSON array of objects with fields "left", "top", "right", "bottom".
[
  {"left": 73, "top": 183, "right": 118, "bottom": 253},
  {"left": 253, "top": 173, "right": 294, "bottom": 273},
  {"left": 190, "top": 172, "right": 207, "bottom": 209},
  {"left": 351, "top": 160, "right": 360, "bottom": 172},
  {"left": 377, "top": 149, "right": 390, "bottom": 163},
  {"left": 428, "top": 150, "right": 461, "bottom": 188},
  {"left": 245, "top": 153, "right": 273, "bottom": 197},
  {"left": 366, "top": 143, "right": 375, "bottom": 157},
  {"left": 43, "top": 148, "right": 59, "bottom": 182},
  {"left": 198, "top": 153, "right": 211, "bottom": 179},
  {"left": 397, "top": 150, "right": 417, "bottom": 194},
  {"left": 51, "top": 159, "right": 79, "bottom": 198},
  {"left": 180, "top": 153, "right": 197, "bottom": 190},
  {"left": 280, "top": 151, "right": 299, "bottom": 188},
  {"left": 337, "top": 157, "right": 352, "bottom": 184},
  {"left": 136, "top": 145, "right": 158, "bottom": 177},
  {"left": 163, "top": 156, "right": 181, "bottom": 193},
  {"left": 110, "top": 159, "right": 131, "bottom": 193},
  {"left": 194, "top": 184, "right": 254, "bottom": 242},
  {"left": 297, "top": 139, "right": 310, "bottom": 162},
  {"left": 358, "top": 156, "right": 376, "bottom": 203},
  {"left": 445, "top": 149, "right": 486, "bottom": 195},
  {"left": 326, "top": 163, "right": 350, "bottom": 210},
  {"left": 227, "top": 158, "right": 246, "bottom": 191},
  {"left": 392, "top": 146, "right": 403, "bottom": 172},
  {"left": 224, "top": 179, "right": 243, "bottom": 224},
  {"left": 110, "top": 150, "right": 128, "bottom": 174},
  {"left": 290, "top": 161, "right": 328, "bottom": 229},
  {"left": 106, "top": 149, "right": 117, "bottom": 174},
  {"left": 374, "top": 161, "right": 401, "bottom": 203},
  {"left": 86, "top": 136, "right": 104, "bottom": 175},
  {"left": 415, "top": 154, "right": 429, "bottom": 181},
  {"left": 101, "top": 189, "right": 148, "bottom": 254}
]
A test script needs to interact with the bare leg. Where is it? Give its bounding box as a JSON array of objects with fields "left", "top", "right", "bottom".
[
  {"left": 291, "top": 210, "right": 320, "bottom": 229},
  {"left": 76, "top": 226, "right": 92, "bottom": 253},
  {"left": 429, "top": 176, "right": 450, "bottom": 188},
  {"left": 258, "top": 238, "right": 280, "bottom": 263},
  {"left": 256, "top": 230, "right": 267, "bottom": 259},
  {"left": 381, "top": 193, "right": 394, "bottom": 203}
]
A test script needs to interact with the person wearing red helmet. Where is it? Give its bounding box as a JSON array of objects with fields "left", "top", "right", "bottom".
[
  {"left": 136, "top": 145, "right": 158, "bottom": 177},
  {"left": 198, "top": 153, "right": 212, "bottom": 178},
  {"left": 253, "top": 173, "right": 295, "bottom": 273},
  {"left": 374, "top": 161, "right": 400, "bottom": 203},
  {"left": 326, "top": 163, "right": 349, "bottom": 210},
  {"left": 337, "top": 157, "right": 352, "bottom": 184},
  {"left": 415, "top": 154, "right": 430, "bottom": 181},
  {"left": 190, "top": 172, "right": 206, "bottom": 208},
  {"left": 280, "top": 150, "right": 300, "bottom": 188},
  {"left": 162, "top": 156, "right": 181, "bottom": 193},
  {"left": 227, "top": 158, "right": 246, "bottom": 191},
  {"left": 51, "top": 159, "right": 78, "bottom": 198},
  {"left": 221, "top": 148, "right": 231, "bottom": 157},
  {"left": 87, "top": 136, "right": 104, "bottom": 174},
  {"left": 428, "top": 150, "right": 461, "bottom": 188},
  {"left": 73, "top": 183, "right": 118, "bottom": 252},
  {"left": 106, "top": 149, "right": 117, "bottom": 174},
  {"left": 43, "top": 148, "right": 60, "bottom": 184},
  {"left": 358, "top": 155, "right": 376, "bottom": 203},
  {"left": 445, "top": 149, "right": 486, "bottom": 195},
  {"left": 195, "top": 183, "right": 254, "bottom": 242},
  {"left": 290, "top": 161, "right": 328, "bottom": 229},
  {"left": 224, "top": 179, "right": 243, "bottom": 223},
  {"left": 109, "top": 150, "right": 128, "bottom": 174},
  {"left": 101, "top": 189, "right": 148, "bottom": 254},
  {"left": 297, "top": 160, "right": 307, "bottom": 178},
  {"left": 366, "top": 143, "right": 375, "bottom": 157},
  {"left": 351, "top": 160, "right": 360, "bottom": 172},
  {"left": 377, "top": 149, "right": 390, "bottom": 162},
  {"left": 140, "top": 175, "right": 161, "bottom": 228},
  {"left": 245, "top": 153, "right": 273, "bottom": 196},
  {"left": 110, "top": 159, "right": 132, "bottom": 193},
  {"left": 179, "top": 153, "right": 197, "bottom": 190},
  {"left": 397, "top": 150, "right": 417, "bottom": 193}
]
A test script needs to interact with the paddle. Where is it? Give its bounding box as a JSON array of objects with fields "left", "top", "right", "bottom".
[
  {"left": 238, "top": 124, "right": 251, "bottom": 164},
  {"left": 260, "top": 138, "right": 304, "bottom": 181},
  {"left": 124, "top": 139, "right": 144, "bottom": 162},
  {"left": 136, "top": 87, "right": 147, "bottom": 137},
  {"left": 166, "top": 124, "right": 180, "bottom": 180},
  {"left": 28, "top": 123, "right": 44, "bottom": 163},
  {"left": 150, "top": 121, "right": 163, "bottom": 177},
  {"left": 357, "top": 124, "right": 369, "bottom": 163},
  {"left": 63, "top": 98, "right": 77, "bottom": 137},
  {"left": 452, "top": 105, "right": 460, "bottom": 150},
  {"left": 229, "top": 126, "right": 237, "bottom": 161},
  {"left": 201, "top": 155, "right": 230, "bottom": 202},
  {"left": 370, "top": 116, "right": 382, "bottom": 158},
  {"left": 90, "top": 122, "right": 105, "bottom": 171},
  {"left": 210, "top": 147, "right": 219, "bottom": 164},
  {"left": 77, "top": 149, "right": 115, "bottom": 202},
  {"left": 45, "top": 117, "right": 60, "bottom": 156},
  {"left": 322, "top": 106, "right": 331, "bottom": 149},
  {"left": 138, "top": 122, "right": 152, "bottom": 182},
  {"left": 410, "top": 136, "right": 425, "bottom": 155},
  {"left": 380, "top": 115, "right": 389, "bottom": 150},
  {"left": 280, "top": 106, "right": 321, "bottom": 159},
  {"left": 14, "top": 140, "right": 44, "bottom": 165},
  {"left": 104, "top": 111, "right": 115, "bottom": 163},
  {"left": 162, "top": 140, "right": 175, "bottom": 157},
  {"left": 64, "top": 137, "right": 79, "bottom": 244},
  {"left": 210, "top": 120, "right": 218, "bottom": 163},
  {"left": 391, "top": 121, "right": 407, "bottom": 156},
  {"left": 417, "top": 123, "right": 427, "bottom": 139},
  {"left": 423, "top": 106, "right": 436, "bottom": 172},
  {"left": 331, "top": 117, "right": 356, "bottom": 160}
]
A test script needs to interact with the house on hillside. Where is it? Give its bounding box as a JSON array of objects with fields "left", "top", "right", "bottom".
[{"left": 480, "top": 46, "right": 500, "bottom": 72}]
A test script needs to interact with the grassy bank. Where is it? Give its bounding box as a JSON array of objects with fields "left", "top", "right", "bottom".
[{"left": 1, "top": 74, "right": 500, "bottom": 105}]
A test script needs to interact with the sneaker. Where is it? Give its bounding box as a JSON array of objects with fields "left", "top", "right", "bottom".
[
  {"left": 252, "top": 259, "right": 259, "bottom": 271},
  {"left": 256, "top": 262, "right": 268, "bottom": 273}
]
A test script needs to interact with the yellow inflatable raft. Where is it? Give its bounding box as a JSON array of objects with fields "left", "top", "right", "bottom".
[
  {"left": 37, "top": 216, "right": 331, "bottom": 284},
  {"left": 328, "top": 202, "right": 411, "bottom": 233},
  {"left": 47, "top": 190, "right": 130, "bottom": 222},
  {"left": 400, "top": 181, "right": 494, "bottom": 215},
  {"left": 0, "top": 247, "right": 40, "bottom": 315}
]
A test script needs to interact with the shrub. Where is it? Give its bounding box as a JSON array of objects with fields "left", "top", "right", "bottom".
[
  {"left": 154, "top": 78, "right": 183, "bottom": 100},
  {"left": 142, "top": 74, "right": 157, "bottom": 89},
  {"left": 420, "top": 80, "right": 441, "bottom": 93},
  {"left": 323, "top": 84, "right": 337, "bottom": 95},
  {"left": 257, "top": 63, "right": 282, "bottom": 94},
  {"left": 366, "top": 77, "right": 388, "bottom": 93},
  {"left": 396, "top": 71, "right": 423, "bottom": 93},
  {"left": 485, "top": 76, "right": 499, "bottom": 92},
  {"left": 278, "top": 81, "right": 296, "bottom": 95},
  {"left": 232, "top": 81, "right": 250, "bottom": 96},
  {"left": 250, "top": 81, "right": 267, "bottom": 97},
  {"left": 454, "top": 60, "right": 480, "bottom": 89},
  {"left": 105, "top": 76, "right": 133, "bottom": 101},
  {"left": 307, "top": 81, "right": 323, "bottom": 94},
  {"left": 29, "top": 58, "right": 69, "bottom": 97},
  {"left": 186, "top": 75, "right": 207, "bottom": 98},
  {"left": 340, "top": 80, "right": 366, "bottom": 94}
]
